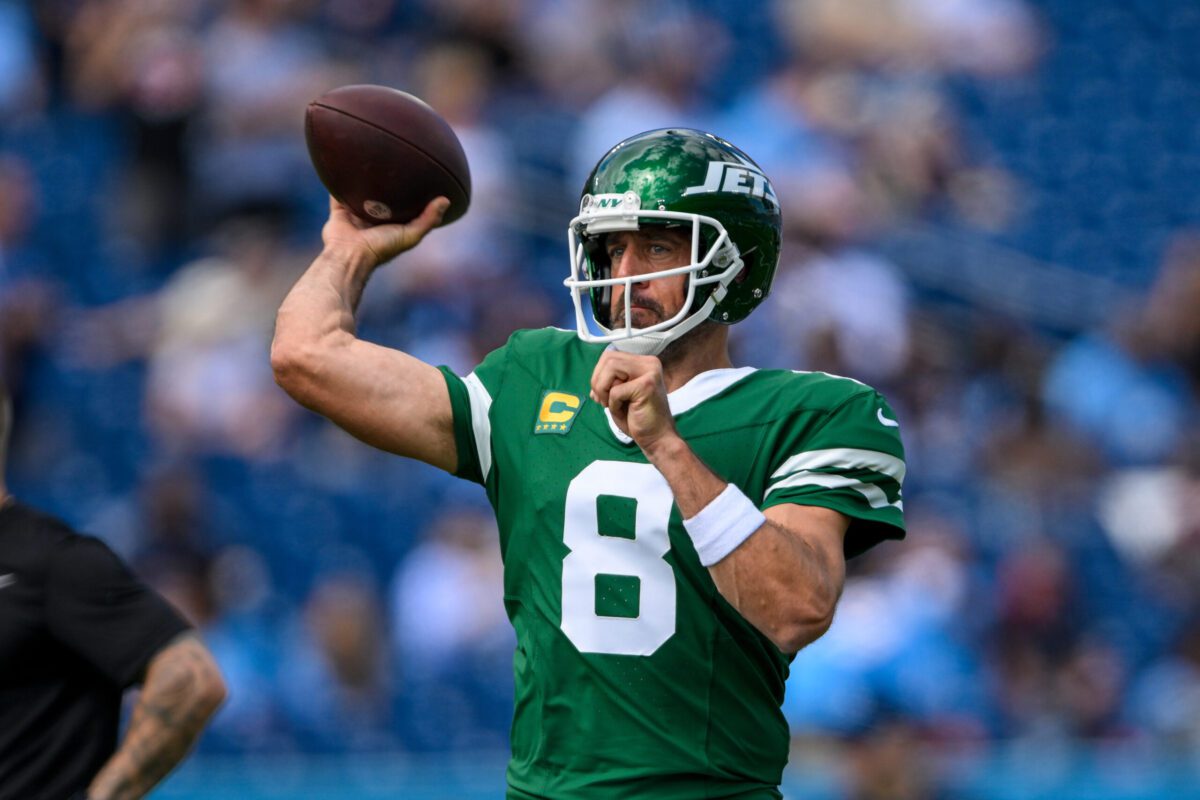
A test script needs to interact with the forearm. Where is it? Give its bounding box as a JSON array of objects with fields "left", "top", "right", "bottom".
[
  {"left": 642, "top": 435, "right": 726, "bottom": 517},
  {"left": 275, "top": 247, "right": 374, "bottom": 347},
  {"left": 274, "top": 194, "right": 445, "bottom": 363},
  {"left": 643, "top": 436, "right": 845, "bottom": 653},
  {"left": 87, "top": 635, "right": 226, "bottom": 800}
]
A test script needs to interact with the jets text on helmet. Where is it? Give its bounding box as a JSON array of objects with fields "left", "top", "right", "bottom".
[{"left": 682, "top": 161, "right": 778, "bottom": 207}]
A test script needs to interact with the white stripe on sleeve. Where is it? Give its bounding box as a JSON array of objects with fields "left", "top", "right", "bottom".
[
  {"left": 462, "top": 372, "right": 494, "bottom": 481},
  {"left": 770, "top": 448, "right": 906, "bottom": 482},
  {"left": 764, "top": 471, "right": 903, "bottom": 512}
]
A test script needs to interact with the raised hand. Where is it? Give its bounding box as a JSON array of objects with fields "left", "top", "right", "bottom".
[
  {"left": 321, "top": 195, "right": 450, "bottom": 270},
  {"left": 590, "top": 350, "right": 679, "bottom": 454}
]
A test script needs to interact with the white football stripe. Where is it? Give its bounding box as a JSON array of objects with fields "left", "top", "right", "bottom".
[
  {"left": 764, "top": 471, "right": 903, "bottom": 512},
  {"left": 463, "top": 372, "right": 494, "bottom": 481},
  {"left": 668, "top": 366, "right": 758, "bottom": 417},
  {"left": 770, "top": 448, "right": 906, "bottom": 482},
  {"left": 790, "top": 369, "right": 867, "bottom": 387}
]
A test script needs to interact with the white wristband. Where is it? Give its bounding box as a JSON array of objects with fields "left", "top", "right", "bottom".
[{"left": 683, "top": 483, "right": 766, "bottom": 567}]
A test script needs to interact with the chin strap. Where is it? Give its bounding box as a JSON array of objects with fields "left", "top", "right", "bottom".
[{"left": 610, "top": 334, "right": 671, "bottom": 356}]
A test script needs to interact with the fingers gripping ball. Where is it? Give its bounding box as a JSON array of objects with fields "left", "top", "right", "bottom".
[{"left": 305, "top": 85, "right": 471, "bottom": 226}]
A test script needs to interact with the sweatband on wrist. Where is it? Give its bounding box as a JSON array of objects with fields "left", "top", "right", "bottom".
[{"left": 683, "top": 483, "right": 766, "bottom": 567}]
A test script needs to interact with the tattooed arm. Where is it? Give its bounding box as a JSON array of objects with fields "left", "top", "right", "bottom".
[{"left": 86, "top": 633, "right": 227, "bottom": 800}]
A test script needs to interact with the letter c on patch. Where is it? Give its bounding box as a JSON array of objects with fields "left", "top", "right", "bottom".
[{"left": 540, "top": 392, "right": 581, "bottom": 423}]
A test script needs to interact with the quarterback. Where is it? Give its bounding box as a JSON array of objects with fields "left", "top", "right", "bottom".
[{"left": 272, "top": 129, "right": 905, "bottom": 799}]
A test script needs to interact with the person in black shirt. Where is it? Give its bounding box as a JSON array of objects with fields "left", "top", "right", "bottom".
[{"left": 0, "top": 383, "right": 226, "bottom": 800}]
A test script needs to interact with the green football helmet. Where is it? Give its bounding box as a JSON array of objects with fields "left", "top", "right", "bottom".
[{"left": 566, "top": 128, "right": 782, "bottom": 355}]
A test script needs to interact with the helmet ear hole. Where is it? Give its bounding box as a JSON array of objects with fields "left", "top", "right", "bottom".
[{"left": 582, "top": 235, "right": 613, "bottom": 328}]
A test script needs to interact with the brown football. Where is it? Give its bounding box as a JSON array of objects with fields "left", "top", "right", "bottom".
[{"left": 304, "top": 85, "right": 471, "bottom": 226}]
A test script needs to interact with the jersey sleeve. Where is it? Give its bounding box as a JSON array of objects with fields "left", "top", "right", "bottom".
[
  {"left": 45, "top": 535, "right": 191, "bottom": 688},
  {"left": 761, "top": 389, "right": 906, "bottom": 559},
  {"left": 438, "top": 333, "right": 515, "bottom": 486}
]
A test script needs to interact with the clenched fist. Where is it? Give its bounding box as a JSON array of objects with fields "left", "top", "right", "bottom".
[{"left": 590, "top": 350, "right": 680, "bottom": 455}]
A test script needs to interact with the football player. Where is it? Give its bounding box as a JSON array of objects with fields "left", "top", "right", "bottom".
[{"left": 272, "top": 128, "right": 905, "bottom": 799}]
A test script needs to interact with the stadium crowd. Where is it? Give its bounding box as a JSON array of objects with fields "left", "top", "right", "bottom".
[{"left": 1, "top": 0, "right": 1198, "bottom": 796}]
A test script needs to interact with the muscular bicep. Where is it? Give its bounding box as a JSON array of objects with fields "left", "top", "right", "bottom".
[
  {"left": 273, "top": 331, "right": 458, "bottom": 473},
  {"left": 764, "top": 503, "right": 850, "bottom": 600}
]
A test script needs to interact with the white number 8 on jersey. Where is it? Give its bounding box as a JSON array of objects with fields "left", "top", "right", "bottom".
[{"left": 561, "top": 461, "right": 677, "bottom": 656}]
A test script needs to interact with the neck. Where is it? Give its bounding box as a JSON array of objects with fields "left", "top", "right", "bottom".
[{"left": 659, "top": 323, "right": 733, "bottom": 393}]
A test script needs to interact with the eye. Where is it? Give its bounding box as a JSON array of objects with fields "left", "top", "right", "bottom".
[
  {"left": 651, "top": 240, "right": 684, "bottom": 258},
  {"left": 608, "top": 245, "right": 625, "bottom": 260}
]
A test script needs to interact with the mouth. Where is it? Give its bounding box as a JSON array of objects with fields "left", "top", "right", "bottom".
[{"left": 613, "top": 298, "right": 664, "bottom": 327}]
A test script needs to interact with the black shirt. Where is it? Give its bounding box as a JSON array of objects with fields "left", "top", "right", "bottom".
[{"left": 0, "top": 501, "right": 190, "bottom": 800}]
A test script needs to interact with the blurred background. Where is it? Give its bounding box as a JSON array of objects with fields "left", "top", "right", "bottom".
[{"left": 1, "top": 0, "right": 1198, "bottom": 797}]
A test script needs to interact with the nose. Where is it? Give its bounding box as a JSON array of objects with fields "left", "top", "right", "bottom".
[{"left": 612, "top": 247, "right": 652, "bottom": 282}]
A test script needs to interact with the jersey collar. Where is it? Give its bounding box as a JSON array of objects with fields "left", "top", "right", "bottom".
[{"left": 602, "top": 366, "right": 758, "bottom": 445}]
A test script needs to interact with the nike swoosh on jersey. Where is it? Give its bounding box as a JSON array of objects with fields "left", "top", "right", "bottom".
[
  {"left": 877, "top": 409, "right": 899, "bottom": 427},
  {"left": 0, "top": 573, "right": 15, "bottom": 589}
]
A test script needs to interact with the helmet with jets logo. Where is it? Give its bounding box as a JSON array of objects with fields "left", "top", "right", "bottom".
[{"left": 565, "top": 128, "right": 782, "bottom": 355}]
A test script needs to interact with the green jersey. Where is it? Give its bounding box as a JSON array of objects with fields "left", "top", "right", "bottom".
[{"left": 439, "top": 328, "right": 905, "bottom": 799}]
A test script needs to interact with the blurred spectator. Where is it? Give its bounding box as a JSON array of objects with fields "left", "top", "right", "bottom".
[
  {"left": 978, "top": 394, "right": 1102, "bottom": 506},
  {"left": 734, "top": 240, "right": 912, "bottom": 382},
  {"left": 413, "top": 0, "right": 524, "bottom": 71},
  {"left": 1131, "top": 615, "right": 1200, "bottom": 750},
  {"left": 200, "top": 542, "right": 291, "bottom": 752},
  {"left": 568, "top": 3, "right": 725, "bottom": 183},
  {"left": 63, "top": 217, "right": 305, "bottom": 458},
  {"left": 0, "top": 154, "right": 39, "bottom": 270},
  {"left": 0, "top": 154, "right": 56, "bottom": 387},
  {"left": 715, "top": 61, "right": 868, "bottom": 242},
  {"left": 125, "top": 464, "right": 218, "bottom": 623},
  {"left": 1139, "top": 232, "right": 1200, "bottom": 388},
  {"left": 143, "top": 220, "right": 301, "bottom": 457},
  {"left": 390, "top": 509, "right": 508, "bottom": 678},
  {"left": 279, "top": 570, "right": 394, "bottom": 750},
  {"left": 191, "top": 0, "right": 341, "bottom": 226},
  {"left": 1044, "top": 235, "right": 1199, "bottom": 465},
  {"left": 0, "top": 1, "right": 43, "bottom": 117},
  {"left": 388, "top": 507, "right": 513, "bottom": 749},
  {"left": 845, "top": 721, "right": 934, "bottom": 800},
  {"left": 776, "top": 0, "right": 1040, "bottom": 76},
  {"left": 1054, "top": 637, "right": 1128, "bottom": 738},
  {"left": 65, "top": 0, "right": 206, "bottom": 258},
  {"left": 988, "top": 541, "right": 1077, "bottom": 734}
]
